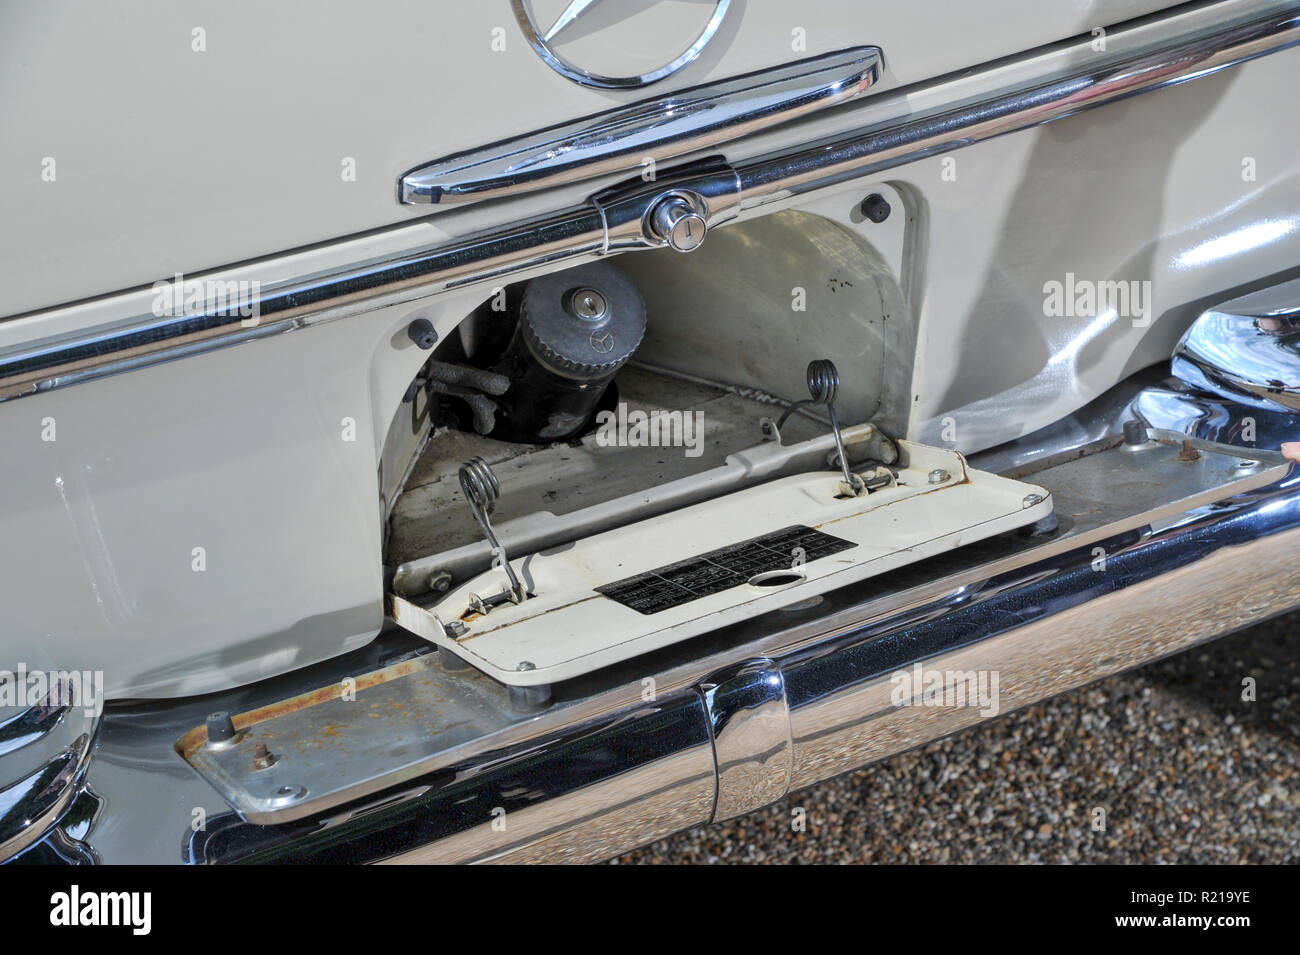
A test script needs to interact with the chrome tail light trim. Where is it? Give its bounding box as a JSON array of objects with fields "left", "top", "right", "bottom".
[
  {"left": 0, "top": 678, "right": 101, "bottom": 862},
  {"left": 1173, "top": 275, "right": 1300, "bottom": 411}
]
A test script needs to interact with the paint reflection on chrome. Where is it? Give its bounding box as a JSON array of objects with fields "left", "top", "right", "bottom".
[
  {"left": 702, "top": 661, "right": 792, "bottom": 821},
  {"left": 1173, "top": 275, "right": 1300, "bottom": 410}
]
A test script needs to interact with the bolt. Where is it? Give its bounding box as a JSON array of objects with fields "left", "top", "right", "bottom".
[
  {"left": 427, "top": 569, "right": 453, "bottom": 593},
  {"left": 928, "top": 468, "right": 950, "bottom": 485},
  {"left": 1179, "top": 439, "right": 1201, "bottom": 461},
  {"left": 860, "top": 193, "right": 892, "bottom": 223},
  {"left": 1023, "top": 493, "right": 1044, "bottom": 508},
  {"left": 406, "top": 318, "right": 438, "bottom": 350},
  {"left": 252, "top": 742, "right": 278, "bottom": 771},
  {"left": 517, "top": 661, "right": 536, "bottom": 672}
]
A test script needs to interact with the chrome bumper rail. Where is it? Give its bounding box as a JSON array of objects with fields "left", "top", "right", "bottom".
[
  {"left": 3, "top": 0, "right": 1298, "bottom": 402},
  {"left": 18, "top": 377, "right": 1296, "bottom": 865}
]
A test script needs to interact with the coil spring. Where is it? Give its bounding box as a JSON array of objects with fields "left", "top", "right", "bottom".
[
  {"left": 459, "top": 456, "right": 500, "bottom": 516},
  {"left": 776, "top": 359, "right": 863, "bottom": 494},
  {"left": 777, "top": 359, "right": 841, "bottom": 430},
  {"left": 458, "top": 456, "right": 524, "bottom": 600},
  {"left": 805, "top": 358, "right": 839, "bottom": 405}
]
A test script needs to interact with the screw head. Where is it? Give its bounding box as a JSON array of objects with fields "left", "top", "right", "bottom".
[
  {"left": 1023, "top": 493, "right": 1044, "bottom": 508},
  {"left": 269, "top": 785, "right": 307, "bottom": 805},
  {"left": 928, "top": 468, "right": 950, "bottom": 485},
  {"left": 517, "top": 661, "right": 536, "bottom": 672}
]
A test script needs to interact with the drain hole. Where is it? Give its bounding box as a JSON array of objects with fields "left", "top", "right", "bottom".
[{"left": 747, "top": 570, "right": 805, "bottom": 588}]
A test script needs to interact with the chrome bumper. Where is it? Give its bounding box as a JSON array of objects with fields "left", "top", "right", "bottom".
[{"left": 10, "top": 373, "right": 1297, "bottom": 865}]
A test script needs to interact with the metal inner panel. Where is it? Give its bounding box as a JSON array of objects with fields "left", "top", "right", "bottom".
[{"left": 618, "top": 209, "right": 912, "bottom": 433}]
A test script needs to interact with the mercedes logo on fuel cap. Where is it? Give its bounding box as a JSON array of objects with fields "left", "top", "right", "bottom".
[{"left": 512, "top": 0, "right": 731, "bottom": 89}]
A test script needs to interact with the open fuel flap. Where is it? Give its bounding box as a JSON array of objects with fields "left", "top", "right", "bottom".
[
  {"left": 390, "top": 438, "right": 1052, "bottom": 688},
  {"left": 378, "top": 253, "right": 1051, "bottom": 694}
]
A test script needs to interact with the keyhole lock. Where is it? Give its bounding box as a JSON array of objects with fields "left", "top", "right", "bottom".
[{"left": 648, "top": 195, "right": 708, "bottom": 253}]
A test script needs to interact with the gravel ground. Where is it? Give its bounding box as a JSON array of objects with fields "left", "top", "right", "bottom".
[{"left": 615, "top": 611, "right": 1300, "bottom": 864}]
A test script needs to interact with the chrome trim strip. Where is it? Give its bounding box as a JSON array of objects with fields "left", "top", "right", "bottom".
[
  {"left": 3, "top": 1, "right": 1297, "bottom": 403},
  {"left": 398, "top": 46, "right": 881, "bottom": 205},
  {"left": 0, "top": 209, "right": 608, "bottom": 402},
  {"left": 734, "top": 4, "right": 1300, "bottom": 209}
]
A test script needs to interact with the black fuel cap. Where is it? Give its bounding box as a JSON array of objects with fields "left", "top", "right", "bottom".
[{"left": 518, "top": 261, "right": 647, "bottom": 382}]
